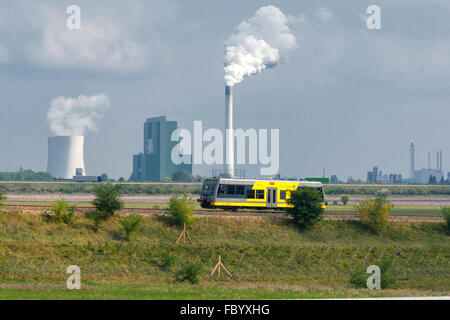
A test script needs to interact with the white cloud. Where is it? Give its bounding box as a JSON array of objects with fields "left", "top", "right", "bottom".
[
  {"left": 224, "top": 5, "right": 297, "bottom": 86},
  {"left": 315, "top": 7, "right": 333, "bottom": 22},
  {"left": 47, "top": 94, "right": 111, "bottom": 136},
  {"left": 0, "top": 1, "right": 179, "bottom": 72},
  {"left": 26, "top": 6, "right": 146, "bottom": 72}
]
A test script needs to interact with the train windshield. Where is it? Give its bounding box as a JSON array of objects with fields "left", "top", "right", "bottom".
[{"left": 201, "top": 179, "right": 218, "bottom": 195}]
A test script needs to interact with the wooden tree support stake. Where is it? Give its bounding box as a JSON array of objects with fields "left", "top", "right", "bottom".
[
  {"left": 210, "top": 255, "right": 232, "bottom": 278},
  {"left": 175, "top": 223, "right": 193, "bottom": 244}
]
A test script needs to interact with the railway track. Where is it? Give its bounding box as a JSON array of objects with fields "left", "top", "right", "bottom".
[{"left": 3, "top": 204, "right": 444, "bottom": 222}]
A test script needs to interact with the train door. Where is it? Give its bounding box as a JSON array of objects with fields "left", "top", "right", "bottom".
[{"left": 266, "top": 187, "right": 277, "bottom": 208}]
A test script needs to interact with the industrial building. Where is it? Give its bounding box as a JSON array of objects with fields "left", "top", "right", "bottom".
[
  {"left": 367, "top": 166, "right": 388, "bottom": 183},
  {"left": 47, "top": 136, "right": 86, "bottom": 179},
  {"left": 409, "top": 140, "right": 445, "bottom": 184},
  {"left": 414, "top": 169, "right": 444, "bottom": 184},
  {"left": 130, "top": 116, "right": 192, "bottom": 181}
]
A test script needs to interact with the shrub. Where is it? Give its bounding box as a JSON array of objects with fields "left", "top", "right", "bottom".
[
  {"left": 119, "top": 213, "right": 142, "bottom": 240},
  {"left": 341, "top": 195, "right": 350, "bottom": 205},
  {"left": 92, "top": 183, "right": 124, "bottom": 220},
  {"left": 175, "top": 263, "right": 203, "bottom": 284},
  {"left": 355, "top": 196, "right": 393, "bottom": 234},
  {"left": 171, "top": 170, "right": 194, "bottom": 182},
  {"left": 287, "top": 187, "right": 324, "bottom": 230},
  {"left": 168, "top": 194, "right": 195, "bottom": 226},
  {"left": 85, "top": 210, "right": 107, "bottom": 232},
  {"left": 333, "top": 200, "right": 338, "bottom": 205},
  {"left": 442, "top": 206, "right": 450, "bottom": 234},
  {"left": 48, "top": 200, "right": 76, "bottom": 225},
  {"left": 0, "top": 190, "right": 6, "bottom": 207},
  {"left": 160, "top": 254, "right": 177, "bottom": 271}
]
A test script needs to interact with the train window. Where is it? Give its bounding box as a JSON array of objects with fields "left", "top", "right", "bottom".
[
  {"left": 236, "top": 185, "right": 244, "bottom": 195},
  {"left": 226, "top": 185, "right": 236, "bottom": 195},
  {"left": 218, "top": 184, "right": 224, "bottom": 194},
  {"left": 256, "top": 190, "right": 264, "bottom": 199},
  {"left": 280, "top": 190, "right": 286, "bottom": 200},
  {"left": 246, "top": 189, "right": 255, "bottom": 199}
]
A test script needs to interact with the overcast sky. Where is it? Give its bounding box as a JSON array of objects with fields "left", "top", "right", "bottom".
[{"left": 0, "top": 0, "right": 449, "bottom": 180}]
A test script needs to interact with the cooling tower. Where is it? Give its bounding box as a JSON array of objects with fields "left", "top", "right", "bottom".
[
  {"left": 47, "top": 136, "right": 86, "bottom": 179},
  {"left": 225, "top": 86, "right": 234, "bottom": 177}
]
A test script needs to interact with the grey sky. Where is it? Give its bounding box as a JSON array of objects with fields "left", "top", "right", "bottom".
[{"left": 0, "top": 0, "right": 449, "bottom": 180}]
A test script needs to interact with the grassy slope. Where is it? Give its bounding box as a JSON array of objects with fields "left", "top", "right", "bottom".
[{"left": 0, "top": 210, "right": 448, "bottom": 299}]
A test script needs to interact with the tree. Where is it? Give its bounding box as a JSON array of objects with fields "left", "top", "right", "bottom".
[
  {"left": 101, "top": 173, "right": 109, "bottom": 181},
  {"left": 341, "top": 195, "right": 350, "bottom": 205},
  {"left": 118, "top": 177, "right": 125, "bottom": 182},
  {"left": 171, "top": 170, "right": 193, "bottom": 182},
  {"left": 0, "top": 190, "right": 6, "bottom": 207},
  {"left": 286, "top": 187, "right": 324, "bottom": 230},
  {"left": 168, "top": 194, "right": 195, "bottom": 226},
  {"left": 88, "top": 183, "right": 124, "bottom": 231},
  {"left": 428, "top": 175, "right": 436, "bottom": 185},
  {"left": 119, "top": 213, "right": 142, "bottom": 240},
  {"left": 355, "top": 195, "right": 393, "bottom": 234},
  {"left": 92, "top": 183, "right": 124, "bottom": 219},
  {"left": 219, "top": 173, "right": 231, "bottom": 178}
]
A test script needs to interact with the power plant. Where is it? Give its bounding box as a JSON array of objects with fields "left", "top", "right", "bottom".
[
  {"left": 47, "top": 136, "right": 86, "bottom": 179},
  {"left": 225, "top": 86, "right": 234, "bottom": 177}
]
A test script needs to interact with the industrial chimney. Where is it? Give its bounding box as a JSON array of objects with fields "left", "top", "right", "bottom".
[
  {"left": 225, "top": 86, "right": 234, "bottom": 177},
  {"left": 47, "top": 136, "right": 86, "bottom": 179}
]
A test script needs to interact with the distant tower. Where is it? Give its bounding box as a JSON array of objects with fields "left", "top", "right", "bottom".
[{"left": 409, "top": 140, "right": 415, "bottom": 181}]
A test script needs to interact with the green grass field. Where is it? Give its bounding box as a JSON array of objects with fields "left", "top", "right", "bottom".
[{"left": 0, "top": 208, "right": 448, "bottom": 299}]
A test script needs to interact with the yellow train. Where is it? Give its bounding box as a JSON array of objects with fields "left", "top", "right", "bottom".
[{"left": 198, "top": 178, "right": 325, "bottom": 210}]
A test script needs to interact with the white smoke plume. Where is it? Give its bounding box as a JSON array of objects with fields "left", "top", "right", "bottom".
[
  {"left": 224, "top": 5, "right": 297, "bottom": 86},
  {"left": 47, "top": 94, "right": 110, "bottom": 136}
]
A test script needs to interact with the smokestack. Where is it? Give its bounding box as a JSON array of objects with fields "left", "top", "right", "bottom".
[
  {"left": 428, "top": 152, "right": 431, "bottom": 170},
  {"left": 225, "top": 86, "right": 234, "bottom": 177},
  {"left": 440, "top": 151, "right": 443, "bottom": 172},
  {"left": 47, "top": 136, "right": 86, "bottom": 179},
  {"left": 437, "top": 151, "right": 439, "bottom": 171}
]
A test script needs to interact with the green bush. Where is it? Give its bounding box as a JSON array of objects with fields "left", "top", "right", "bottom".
[
  {"left": 92, "top": 183, "right": 124, "bottom": 219},
  {"left": 119, "top": 213, "right": 142, "bottom": 240},
  {"left": 175, "top": 263, "right": 203, "bottom": 284},
  {"left": 85, "top": 210, "right": 107, "bottom": 232},
  {"left": 287, "top": 187, "right": 324, "bottom": 230},
  {"left": 355, "top": 196, "right": 393, "bottom": 234},
  {"left": 0, "top": 190, "right": 6, "bottom": 207},
  {"left": 160, "top": 254, "right": 177, "bottom": 271},
  {"left": 442, "top": 206, "right": 450, "bottom": 234},
  {"left": 47, "top": 200, "right": 76, "bottom": 225},
  {"left": 171, "top": 170, "right": 194, "bottom": 182},
  {"left": 168, "top": 194, "right": 195, "bottom": 226},
  {"left": 341, "top": 195, "right": 350, "bottom": 205}
]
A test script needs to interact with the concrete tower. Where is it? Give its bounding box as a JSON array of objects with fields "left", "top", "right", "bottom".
[
  {"left": 47, "top": 136, "right": 86, "bottom": 179},
  {"left": 225, "top": 86, "right": 234, "bottom": 177},
  {"left": 409, "top": 140, "right": 415, "bottom": 182}
]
